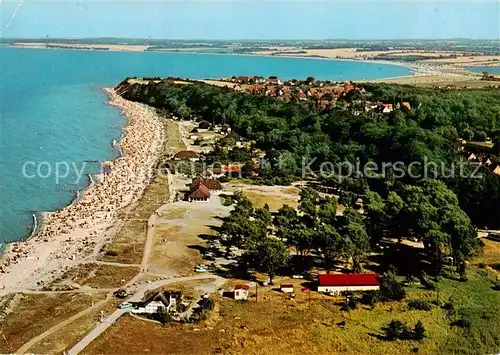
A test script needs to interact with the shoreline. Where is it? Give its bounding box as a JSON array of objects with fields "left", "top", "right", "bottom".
[{"left": 0, "top": 88, "right": 165, "bottom": 290}]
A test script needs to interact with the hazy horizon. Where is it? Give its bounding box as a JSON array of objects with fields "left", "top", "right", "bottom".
[{"left": 1, "top": 0, "right": 499, "bottom": 39}]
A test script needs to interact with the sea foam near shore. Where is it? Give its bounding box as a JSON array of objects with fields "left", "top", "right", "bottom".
[{"left": 0, "top": 89, "right": 165, "bottom": 290}]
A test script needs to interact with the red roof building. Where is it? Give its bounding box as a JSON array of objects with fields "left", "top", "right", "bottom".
[
  {"left": 222, "top": 164, "right": 243, "bottom": 173},
  {"left": 401, "top": 101, "right": 411, "bottom": 110},
  {"left": 317, "top": 273, "right": 380, "bottom": 295},
  {"left": 186, "top": 184, "right": 211, "bottom": 202},
  {"left": 173, "top": 150, "right": 200, "bottom": 160},
  {"left": 233, "top": 284, "right": 250, "bottom": 300},
  {"left": 191, "top": 176, "right": 223, "bottom": 192}
]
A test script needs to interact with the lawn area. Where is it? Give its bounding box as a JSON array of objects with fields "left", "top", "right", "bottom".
[
  {"left": 226, "top": 185, "right": 300, "bottom": 212},
  {"left": 0, "top": 293, "right": 101, "bottom": 354},
  {"left": 54, "top": 263, "right": 138, "bottom": 289},
  {"left": 82, "top": 315, "right": 221, "bottom": 355}
]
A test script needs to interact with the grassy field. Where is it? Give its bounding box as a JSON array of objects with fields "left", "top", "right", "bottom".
[
  {"left": 54, "top": 263, "right": 138, "bottom": 289},
  {"left": 78, "top": 240, "right": 500, "bottom": 355},
  {"left": 26, "top": 298, "right": 119, "bottom": 354},
  {"left": 0, "top": 293, "right": 102, "bottom": 354},
  {"left": 224, "top": 185, "right": 300, "bottom": 212}
]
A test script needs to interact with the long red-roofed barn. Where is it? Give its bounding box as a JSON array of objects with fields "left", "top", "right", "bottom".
[{"left": 317, "top": 273, "right": 380, "bottom": 295}]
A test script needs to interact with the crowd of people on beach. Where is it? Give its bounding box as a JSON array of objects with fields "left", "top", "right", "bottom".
[{"left": 0, "top": 89, "right": 164, "bottom": 288}]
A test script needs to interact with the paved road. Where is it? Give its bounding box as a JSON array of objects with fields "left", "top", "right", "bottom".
[{"left": 66, "top": 274, "right": 224, "bottom": 355}]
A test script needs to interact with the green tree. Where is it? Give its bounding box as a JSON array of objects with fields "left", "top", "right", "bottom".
[
  {"left": 255, "top": 203, "right": 272, "bottom": 226},
  {"left": 247, "top": 238, "right": 289, "bottom": 284}
]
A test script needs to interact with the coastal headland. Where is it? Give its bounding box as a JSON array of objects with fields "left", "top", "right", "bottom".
[{"left": 0, "top": 89, "right": 165, "bottom": 290}]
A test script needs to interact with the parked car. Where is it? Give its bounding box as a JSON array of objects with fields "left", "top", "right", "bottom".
[
  {"left": 195, "top": 264, "right": 208, "bottom": 272},
  {"left": 118, "top": 302, "right": 133, "bottom": 309}
]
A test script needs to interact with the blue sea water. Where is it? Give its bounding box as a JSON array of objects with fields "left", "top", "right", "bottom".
[
  {"left": 467, "top": 66, "right": 500, "bottom": 75},
  {"left": 0, "top": 47, "right": 412, "bottom": 243}
]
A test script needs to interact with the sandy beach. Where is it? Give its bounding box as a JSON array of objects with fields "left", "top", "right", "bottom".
[{"left": 0, "top": 89, "right": 165, "bottom": 290}]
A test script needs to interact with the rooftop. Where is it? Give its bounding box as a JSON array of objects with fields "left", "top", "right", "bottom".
[{"left": 318, "top": 273, "right": 380, "bottom": 287}]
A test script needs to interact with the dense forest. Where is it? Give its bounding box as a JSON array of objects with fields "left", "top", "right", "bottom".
[{"left": 117, "top": 79, "right": 500, "bottom": 234}]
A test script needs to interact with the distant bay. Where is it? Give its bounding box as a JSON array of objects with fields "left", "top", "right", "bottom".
[
  {"left": 0, "top": 47, "right": 412, "bottom": 243},
  {"left": 468, "top": 66, "right": 500, "bottom": 74}
]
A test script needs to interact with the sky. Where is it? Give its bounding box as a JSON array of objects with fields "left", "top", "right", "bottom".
[{"left": 0, "top": 0, "right": 499, "bottom": 39}]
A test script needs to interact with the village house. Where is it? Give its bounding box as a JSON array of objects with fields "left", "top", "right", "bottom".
[
  {"left": 173, "top": 150, "right": 201, "bottom": 162},
  {"left": 131, "top": 290, "right": 182, "bottom": 315},
  {"left": 317, "top": 273, "right": 380, "bottom": 295},
  {"left": 191, "top": 176, "right": 223, "bottom": 194},
  {"left": 399, "top": 101, "right": 411, "bottom": 110},
  {"left": 246, "top": 84, "right": 265, "bottom": 95},
  {"left": 222, "top": 164, "right": 243, "bottom": 176},
  {"left": 280, "top": 284, "right": 294, "bottom": 293},
  {"left": 381, "top": 104, "right": 394, "bottom": 113},
  {"left": 266, "top": 77, "right": 283, "bottom": 85},
  {"left": 233, "top": 284, "right": 250, "bottom": 300},
  {"left": 296, "top": 89, "right": 307, "bottom": 101}
]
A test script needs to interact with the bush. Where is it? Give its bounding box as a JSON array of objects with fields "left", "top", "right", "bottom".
[
  {"left": 104, "top": 250, "right": 118, "bottom": 257},
  {"left": 361, "top": 291, "right": 379, "bottom": 306},
  {"left": 492, "top": 279, "right": 500, "bottom": 291},
  {"left": 408, "top": 300, "right": 433, "bottom": 311},
  {"left": 383, "top": 320, "right": 426, "bottom": 341},
  {"left": 154, "top": 307, "right": 173, "bottom": 324},
  {"left": 347, "top": 294, "right": 358, "bottom": 310},
  {"left": 413, "top": 320, "right": 426, "bottom": 340},
  {"left": 420, "top": 272, "right": 438, "bottom": 290},
  {"left": 384, "top": 320, "right": 412, "bottom": 340},
  {"left": 198, "top": 120, "right": 210, "bottom": 129},
  {"left": 221, "top": 196, "right": 235, "bottom": 206},
  {"left": 404, "top": 274, "right": 419, "bottom": 286},
  {"left": 379, "top": 269, "right": 407, "bottom": 300}
]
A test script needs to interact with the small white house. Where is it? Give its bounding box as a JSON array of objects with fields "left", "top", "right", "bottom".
[
  {"left": 280, "top": 284, "right": 294, "bottom": 293},
  {"left": 233, "top": 285, "right": 249, "bottom": 300},
  {"left": 317, "top": 273, "right": 380, "bottom": 295},
  {"left": 131, "top": 291, "right": 181, "bottom": 314}
]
